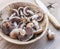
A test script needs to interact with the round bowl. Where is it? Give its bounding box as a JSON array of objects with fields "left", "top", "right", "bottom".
[{"left": 0, "top": 2, "right": 49, "bottom": 45}]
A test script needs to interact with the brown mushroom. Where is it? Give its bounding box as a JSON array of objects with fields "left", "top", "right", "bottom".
[
  {"left": 18, "top": 27, "right": 33, "bottom": 41},
  {"left": 23, "top": 6, "right": 34, "bottom": 16},
  {"left": 10, "top": 28, "right": 20, "bottom": 39},
  {"left": 2, "top": 20, "right": 15, "bottom": 35}
]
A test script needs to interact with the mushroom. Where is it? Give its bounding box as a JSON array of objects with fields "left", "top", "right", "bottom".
[
  {"left": 32, "top": 20, "right": 43, "bottom": 34},
  {"left": 32, "top": 20, "right": 39, "bottom": 30},
  {"left": 26, "top": 22, "right": 34, "bottom": 28},
  {"left": 19, "top": 23, "right": 26, "bottom": 29},
  {"left": 18, "top": 27, "right": 33, "bottom": 41},
  {"left": 33, "top": 27, "right": 43, "bottom": 35},
  {"left": 10, "top": 28, "right": 26, "bottom": 39},
  {"left": 19, "top": 28, "right": 26, "bottom": 37},
  {"left": 24, "top": 17, "right": 31, "bottom": 22},
  {"left": 18, "top": 7, "right": 24, "bottom": 18},
  {"left": 23, "top": 6, "right": 34, "bottom": 16},
  {"left": 31, "top": 13, "right": 43, "bottom": 22},
  {"left": 47, "top": 29, "right": 55, "bottom": 40},
  {"left": 9, "top": 16, "right": 21, "bottom": 24},
  {"left": 10, "top": 28, "right": 20, "bottom": 39},
  {"left": 36, "top": 13, "right": 43, "bottom": 22},
  {"left": 2, "top": 20, "right": 15, "bottom": 35},
  {"left": 12, "top": 9, "right": 19, "bottom": 16}
]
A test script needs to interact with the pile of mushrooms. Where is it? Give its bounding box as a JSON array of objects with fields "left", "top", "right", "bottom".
[{"left": 1, "top": 6, "right": 44, "bottom": 41}]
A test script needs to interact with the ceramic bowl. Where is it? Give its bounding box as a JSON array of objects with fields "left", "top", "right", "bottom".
[{"left": 0, "top": 2, "right": 48, "bottom": 45}]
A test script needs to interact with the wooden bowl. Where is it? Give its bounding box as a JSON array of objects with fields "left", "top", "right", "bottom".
[{"left": 0, "top": 2, "right": 48, "bottom": 45}]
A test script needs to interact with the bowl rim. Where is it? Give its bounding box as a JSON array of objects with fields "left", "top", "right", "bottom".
[{"left": 0, "top": 2, "right": 49, "bottom": 45}]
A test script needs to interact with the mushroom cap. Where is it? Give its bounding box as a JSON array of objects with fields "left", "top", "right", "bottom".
[
  {"left": 18, "top": 27, "right": 34, "bottom": 41},
  {"left": 2, "top": 20, "right": 15, "bottom": 35},
  {"left": 10, "top": 28, "right": 20, "bottom": 39},
  {"left": 36, "top": 13, "right": 43, "bottom": 22}
]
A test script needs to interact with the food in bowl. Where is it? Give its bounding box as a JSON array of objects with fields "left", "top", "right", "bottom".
[{"left": 0, "top": 2, "right": 47, "bottom": 43}]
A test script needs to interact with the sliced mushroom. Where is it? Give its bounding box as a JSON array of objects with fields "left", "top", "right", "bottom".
[
  {"left": 10, "top": 28, "right": 20, "bottom": 39},
  {"left": 18, "top": 27, "right": 33, "bottom": 41},
  {"left": 47, "top": 29, "right": 55, "bottom": 40},
  {"left": 23, "top": 6, "right": 34, "bottom": 16},
  {"left": 18, "top": 7, "right": 24, "bottom": 18},
  {"left": 2, "top": 20, "right": 15, "bottom": 35},
  {"left": 12, "top": 9, "right": 19, "bottom": 16}
]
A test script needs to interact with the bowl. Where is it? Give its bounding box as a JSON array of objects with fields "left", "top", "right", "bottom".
[{"left": 0, "top": 2, "right": 48, "bottom": 45}]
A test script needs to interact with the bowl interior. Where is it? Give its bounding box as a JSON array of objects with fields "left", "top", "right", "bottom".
[{"left": 0, "top": 2, "right": 48, "bottom": 45}]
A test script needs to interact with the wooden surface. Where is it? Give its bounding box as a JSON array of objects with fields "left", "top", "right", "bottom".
[{"left": 0, "top": 0, "right": 60, "bottom": 49}]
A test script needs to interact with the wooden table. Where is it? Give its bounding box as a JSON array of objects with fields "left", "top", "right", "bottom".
[{"left": 0, "top": 0, "right": 60, "bottom": 49}]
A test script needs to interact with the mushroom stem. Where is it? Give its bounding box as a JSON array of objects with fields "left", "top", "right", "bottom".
[
  {"left": 32, "top": 20, "right": 39, "bottom": 30},
  {"left": 14, "top": 22, "right": 18, "bottom": 28}
]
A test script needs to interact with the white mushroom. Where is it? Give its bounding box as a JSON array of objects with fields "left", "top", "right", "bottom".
[
  {"left": 12, "top": 9, "right": 19, "bottom": 16},
  {"left": 32, "top": 20, "right": 39, "bottom": 30},
  {"left": 13, "top": 22, "right": 18, "bottom": 28},
  {"left": 31, "top": 14, "right": 38, "bottom": 20},
  {"left": 23, "top": 6, "right": 34, "bottom": 16},
  {"left": 18, "top": 7, "right": 24, "bottom": 18},
  {"left": 47, "top": 29, "right": 55, "bottom": 40}
]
